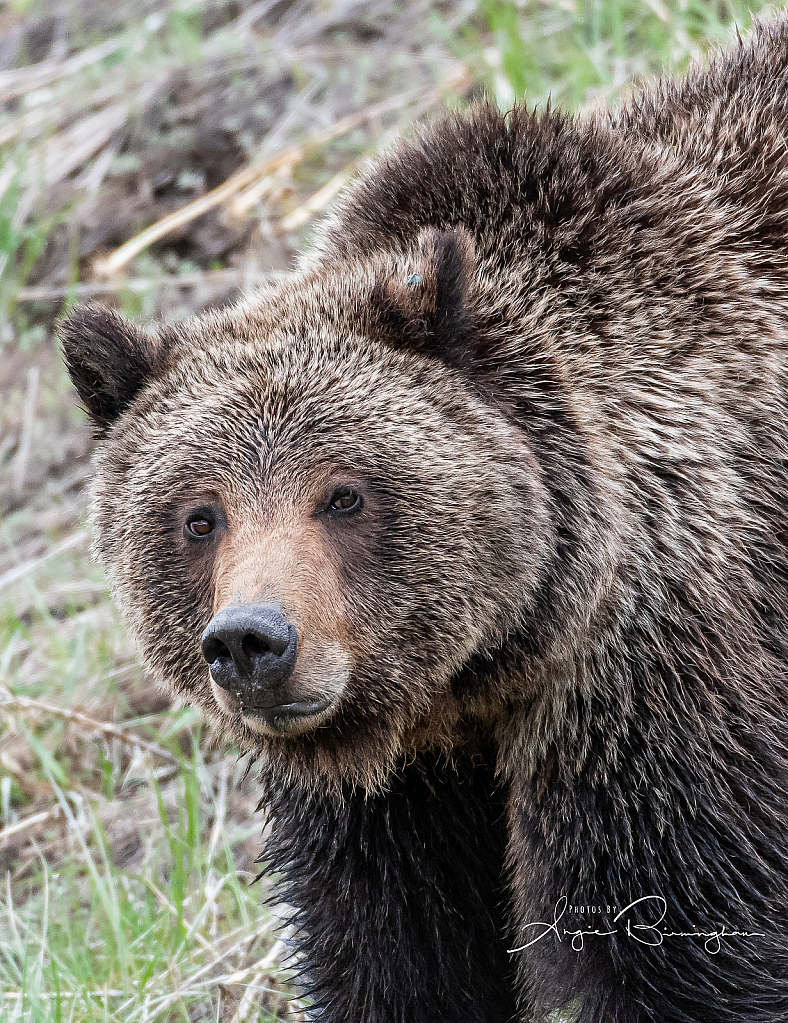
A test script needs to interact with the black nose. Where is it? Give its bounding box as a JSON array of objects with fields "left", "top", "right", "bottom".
[{"left": 201, "top": 605, "right": 298, "bottom": 708}]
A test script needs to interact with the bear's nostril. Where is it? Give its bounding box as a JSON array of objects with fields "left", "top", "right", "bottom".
[
  {"left": 242, "top": 634, "right": 269, "bottom": 659},
  {"left": 202, "top": 635, "right": 231, "bottom": 665},
  {"left": 201, "top": 606, "right": 296, "bottom": 693}
]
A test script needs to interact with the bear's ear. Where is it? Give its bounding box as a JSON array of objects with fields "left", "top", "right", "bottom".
[
  {"left": 59, "top": 305, "right": 166, "bottom": 435},
  {"left": 371, "top": 226, "right": 477, "bottom": 369}
]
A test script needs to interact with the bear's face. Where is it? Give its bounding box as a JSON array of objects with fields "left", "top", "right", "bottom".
[{"left": 62, "top": 233, "right": 552, "bottom": 786}]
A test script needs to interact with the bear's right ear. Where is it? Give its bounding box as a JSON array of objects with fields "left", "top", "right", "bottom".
[
  {"left": 59, "top": 306, "right": 166, "bottom": 436},
  {"left": 370, "top": 226, "right": 477, "bottom": 371}
]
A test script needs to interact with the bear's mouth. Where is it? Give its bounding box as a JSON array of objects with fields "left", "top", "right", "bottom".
[
  {"left": 210, "top": 677, "right": 337, "bottom": 736},
  {"left": 242, "top": 696, "right": 334, "bottom": 734}
]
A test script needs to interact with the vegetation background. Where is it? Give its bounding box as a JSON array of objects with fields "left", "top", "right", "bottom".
[{"left": 0, "top": 0, "right": 776, "bottom": 1019}]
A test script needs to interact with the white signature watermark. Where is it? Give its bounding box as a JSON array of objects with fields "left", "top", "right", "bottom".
[{"left": 509, "top": 895, "right": 766, "bottom": 955}]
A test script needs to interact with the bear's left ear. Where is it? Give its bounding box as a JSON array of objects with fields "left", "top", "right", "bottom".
[
  {"left": 371, "top": 226, "right": 477, "bottom": 369},
  {"left": 59, "top": 305, "right": 168, "bottom": 436}
]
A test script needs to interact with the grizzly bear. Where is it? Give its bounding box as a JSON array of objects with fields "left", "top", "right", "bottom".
[{"left": 61, "top": 16, "right": 788, "bottom": 1023}]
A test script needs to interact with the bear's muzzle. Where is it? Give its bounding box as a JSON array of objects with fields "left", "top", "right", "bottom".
[{"left": 201, "top": 604, "right": 329, "bottom": 732}]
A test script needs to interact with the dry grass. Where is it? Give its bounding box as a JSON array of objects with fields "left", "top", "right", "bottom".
[{"left": 0, "top": 1, "right": 774, "bottom": 1019}]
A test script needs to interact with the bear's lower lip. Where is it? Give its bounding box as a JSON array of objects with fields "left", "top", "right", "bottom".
[
  {"left": 242, "top": 697, "right": 333, "bottom": 733},
  {"left": 210, "top": 676, "right": 341, "bottom": 736}
]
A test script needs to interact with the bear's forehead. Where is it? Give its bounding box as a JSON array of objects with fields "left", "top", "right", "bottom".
[
  {"left": 155, "top": 328, "right": 473, "bottom": 436},
  {"left": 115, "top": 328, "right": 507, "bottom": 489}
]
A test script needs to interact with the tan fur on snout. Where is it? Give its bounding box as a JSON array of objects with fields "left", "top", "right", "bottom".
[{"left": 209, "top": 499, "right": 352, "bottom": 734}]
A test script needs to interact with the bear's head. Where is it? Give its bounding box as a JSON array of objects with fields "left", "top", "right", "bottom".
[{"left": 61, "top": 228, "right": 553, "bottom": 788}]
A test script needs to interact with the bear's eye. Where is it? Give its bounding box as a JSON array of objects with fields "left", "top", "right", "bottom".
[
  {"left": 185, "top": 515, "right": 215, "bottom": 538},
  {"left": 329, "top": 488, "right": 362, "bottom": 514}
]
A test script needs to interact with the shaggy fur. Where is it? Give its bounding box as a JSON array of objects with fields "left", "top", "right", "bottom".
[{"left": 61, "top": 17, "right": 788, "bottom": 1023}]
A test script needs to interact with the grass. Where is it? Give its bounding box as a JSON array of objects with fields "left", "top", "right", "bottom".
[
  {"left": 0, "top": 747, "right": 288, "bottom": 1023},
  {"left": 467, "top": 0, "right": 774, "bottom": 108},
  {"left": 0, "top": 0, "right": 778, "bottom": 1019},
  {"left": 0, "top": 574, "right": 293, "bottom": 1021}
]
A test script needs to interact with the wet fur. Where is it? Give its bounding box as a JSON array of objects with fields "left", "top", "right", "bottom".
[{"left": 61, "top": 17, "right": 788, "bottom": 1023}]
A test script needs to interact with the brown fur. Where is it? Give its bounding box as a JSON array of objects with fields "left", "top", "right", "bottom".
[{"left": 61, "top": 17, "right": 788, "bottom": 1023}]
